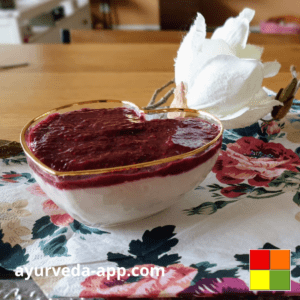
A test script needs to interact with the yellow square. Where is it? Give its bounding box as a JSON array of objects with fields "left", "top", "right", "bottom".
[{"left": 250, "top": 270, "right": 270, "bottom": 290}]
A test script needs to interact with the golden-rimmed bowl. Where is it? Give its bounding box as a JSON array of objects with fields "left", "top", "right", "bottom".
[{"left": 20, "top": 100, "right": 223, "bottom": 227}]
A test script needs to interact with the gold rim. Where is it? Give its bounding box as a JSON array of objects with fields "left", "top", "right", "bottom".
[{"left": 20, "top": 100, "right": 223, "bottom": 177}]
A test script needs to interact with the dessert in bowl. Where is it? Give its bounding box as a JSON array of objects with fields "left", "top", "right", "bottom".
[{"left": 20, "top": 100, "right": 223, "bottom": 227}]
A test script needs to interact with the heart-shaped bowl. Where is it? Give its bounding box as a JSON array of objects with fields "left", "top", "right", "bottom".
[{"left": 20, "top": 100, "right": 223, "bottom": 227}]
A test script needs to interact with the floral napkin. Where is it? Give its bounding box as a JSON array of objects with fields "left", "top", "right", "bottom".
[{"left": 1, "top": 98, "right": 300, "bottom": 298}]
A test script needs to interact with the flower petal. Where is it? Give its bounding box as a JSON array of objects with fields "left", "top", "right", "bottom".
[
  {"left": 263, "top": 61, "right": 281, "bottom": 78},
  {"left": 175, "top": 13, "right": 206, "bottom": 85},
  {"left": 236, "top": 44, "right": 264, "bottom": 60},
  {"left": 211, "top": 8, "right": 255, "bottom": 52},
  {"left": 220, "top": 89, "right": 283, "bottom": 129},
  {"left": 191, "top": 13, "right": 206, "bottom": 51},
  {"left": 186, "top": 39, "right": 235, "bottom": 88},
  {"left": 239, "top": 7, "right": 255, "bottom": 22},
  {"left": 187, "top": 55, "right": 264, "bottom": 116}
]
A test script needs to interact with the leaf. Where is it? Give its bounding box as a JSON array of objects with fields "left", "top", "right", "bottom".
[
  {"left": 0, "top": 229, "right": 29, "bottom": 270},
  {"left": 269, "top": 170, "right": 299, "bottom": 188},
  {"left": 234, "top": 254, "right": 249, "bottom": 270},
  {"left": 250, "top": 187, "right": 270, "bottom": 196},
  {"left": 32, "top": 216, "right": 59, "bottom": 239},
  {"left": 248, "top": 188, "right": 284, "bottom": 199},
  {"left": 21, "top": 173, "right": 32, "bottom": 179},
  {"left": 69, "top": 220, "right": 109, "bottom": 235},
  {"left": 185, "top": 202, "right": 217, "bottom": 215},
  {"left": 52, "top": 227, "right": 68, "bottom": 237},
  {"left": 126, "top": 275, "right": 143, "bottom": 283},
  {"left": 215, "top": 200, "right": 237, "bottom": 209},
  {"left": 207, "top": 184, "right": 223, "bottom": 191},
  {"left": 290, "top": 245, "right": 300, "bottom": 278},
  {"left": 39, "top": 235, "right": 69, "bottom": 257},
  {"left": 190, "top": 261, "right": 238, "bottom": 285},
  {"left": 107, "top": 253, "right": 138, "bottom": 269},
  {"left": 293, "top": 192, "right": 300, "bottom": 206},
  {"left": 212, "top": 193, "right": 222, "bottom": 198},
  {"left": 268, "top": 179, "right": 285, "bottom": 188},
  {"left": 234, "top": 243, "right": 279, "bottom": 271},
  {"left": 129, "top": 225, "right": 177, "bottom": 256},
  {"left": 232, "top": 122, "right": 262, "bottom": 138},
  {"left": 184, "top": 200, "right": 236, "bottom": 215},
  {"left": 2, "top": 159, "right": 9, "bottom": 166},
  {"left": 10, "top": 158, "right": 27, "bottom": 165},
  {"left": 195, "top": 185, "right": 205, "bottom": 190},
  {"left": 107, "top": 225, "right": 181, "bottom": 268},
  {"left": 69, "top": 220, "right": 90, "bottom": 234},
  {"left": 262, "top": 243, "right": 279, "bottom": 250},
  {"left": 292, "top": 266, "right": 300, "bottom": 278}
]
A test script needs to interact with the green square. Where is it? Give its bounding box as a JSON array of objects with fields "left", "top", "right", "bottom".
[{"left": 270, "top": 270, "right": 290, "bottom": 290}]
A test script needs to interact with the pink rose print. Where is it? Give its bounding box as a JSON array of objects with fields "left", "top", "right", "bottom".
[
  {"left": 213, "top": 137, "right": 300, "bottom": 187},
  {"left": 80, "top": 264, "right": 197, "bottom": 298},
  {"left": 261, "top": 120, "right": 281, "bottom": 136},
  {"left": 181, "top": 277, "right": 300, "bottom": 296},
  {"left": 26, "top": 183, "right": 47, "bottom": 196},
  {"left": 42, "top": 199, "right": 74, "bottom": 226},
  {"left": 1, "top": 173, "right": 22, "bottom": 183}
]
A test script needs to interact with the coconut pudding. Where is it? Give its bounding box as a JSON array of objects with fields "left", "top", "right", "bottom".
[{"left": 22, "top": 101, "right": 222, "bottom": 227}]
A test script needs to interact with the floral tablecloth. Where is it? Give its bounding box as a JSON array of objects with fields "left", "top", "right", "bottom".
[{"left": 1, "top": 97, "right": 300, "bottom": 298}]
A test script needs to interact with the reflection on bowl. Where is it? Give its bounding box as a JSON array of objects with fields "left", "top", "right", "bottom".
[{"left": 20, "top": 100, "right": 223, "bottom": 227}]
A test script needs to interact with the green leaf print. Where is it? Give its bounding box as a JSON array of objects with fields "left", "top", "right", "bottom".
[
  {"left": 0, "top": 230, "right": 29, "bottom": 270},
  {"left": 69, "top": 220, "right": 109, "bottom": 235},
  {"left": 32, "top": 216, "right": 59, "bottom": 239},
  {"left": 107, "top": 225, "right": 181, "bottom": 268},
  {"left": 293, "top": 192, "right": 300, "bottom": 206},
  {"left": 189, "top": 261, "right": 238, "bottom": 285},
  {"left": 39, "top": 235, "right": 69, "bottom": 257}
]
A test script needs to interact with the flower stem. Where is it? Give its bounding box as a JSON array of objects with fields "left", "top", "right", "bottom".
[{"left": 144, "top": 79, "right": 175, "bottom": 109}]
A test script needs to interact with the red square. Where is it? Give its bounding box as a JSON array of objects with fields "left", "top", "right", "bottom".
[{"left": 250, "top": 250, "right": 270, "bottom": 270}]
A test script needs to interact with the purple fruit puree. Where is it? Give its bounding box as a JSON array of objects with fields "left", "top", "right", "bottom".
[{"left": 27, "top": 107, "right": 222, "bottom": 189}]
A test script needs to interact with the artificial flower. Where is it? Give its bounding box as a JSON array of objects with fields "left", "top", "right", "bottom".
[{"left": 174, "top": 8, "right": 282, "bottom": 129}]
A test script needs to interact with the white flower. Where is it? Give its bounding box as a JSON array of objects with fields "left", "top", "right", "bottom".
[{"left": 174, "top": 8, "right": 283, "bottom": 129}]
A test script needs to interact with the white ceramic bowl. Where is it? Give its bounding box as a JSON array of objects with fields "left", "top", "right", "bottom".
[{"left": 20, "top": 100, "right": 223, "bottom": 227}]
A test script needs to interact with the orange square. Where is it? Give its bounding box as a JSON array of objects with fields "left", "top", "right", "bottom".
[{"left": 270, "top": 250, "right": 290, "bottom": 270}]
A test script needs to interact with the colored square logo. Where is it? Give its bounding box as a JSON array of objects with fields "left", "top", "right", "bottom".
[
  {"left": 250, "top": 250, "right": 270, "bottom": 270},
  {"left": 250, "top": 270, "right": 270, "bottom": 290},
  {"left": 249, "top": 249, "right": 291, "bottom": 291},
  {"left": 270, "top": 250, "right": 290, "bottom": 270},
  {"left": 270, "top": 270, "right": 290, "bottom": 290}
]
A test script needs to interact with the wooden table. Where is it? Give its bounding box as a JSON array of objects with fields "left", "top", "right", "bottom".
[{"left": 1, "top": 42, "right": 300, "bottom": 142}]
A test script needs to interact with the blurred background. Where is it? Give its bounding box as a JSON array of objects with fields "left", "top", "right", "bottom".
[
  {"left": 92, "top": 0, "right": 300, "bottom": 31},
  {"left": 0, "top": 0, "right": 300, "bottom": 43}
]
